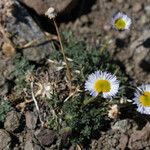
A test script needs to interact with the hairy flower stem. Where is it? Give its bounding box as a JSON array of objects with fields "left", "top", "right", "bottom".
[{"left": 53, "top": 19, "right": 72, "bottom": 86}]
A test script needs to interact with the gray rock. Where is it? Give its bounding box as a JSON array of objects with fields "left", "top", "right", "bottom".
[
  {"left": 60, "top": 127, "right": 72, "bottom": 147},
  {"left": 128, "top": 122, "right": 150, "bottom": 150},
  {"left": 118, "top": 134, "right": 128, "bottom": 150},
  {"left": 18, "top": 0, "right": 79, "bottom": 15},
  {"left": 24, "top": 130, "right": 42, "bottom": 150},
  {"left": 140, "top": 51, "right": 150, "bottom": 72},
  {"left": 116, "top": 0, "right": 123, "bottom": 3},
  {"left": 0, "top": 129, "right": 11, "bottom": 150},
  {"left": 36, "top": 129, "right": 56, "bottom": 146},
  {"left": 24, "top": 141, "right": 42, "bottom": 150},
  {"left": 126, "top": 30, "right": 150, "bottom": 82},
  {"left": 108, "top": 138, "right": 119, "bottom": 147},
  {"left": 0, "top": 82, "right": 9, "bottom": 96},
  {"left": 111, "top": 119, "right": 131, "bottom": 133},
  {"left": 145, "top": 5, "right": 150, "bottom": 15},
  {"left": 132, "top": 3, "right": 142, "bottom": 12},
  {"left": 145, "top": 147, "right": 150, "bottom": 150},
  {"left": 25, "top": 111, "right": 38, "bottom": 130},
  {"left": 0, "top": 52, "right": 14, "bottom": 96},
  {"left": 13, "top": 147, "right": 20, "bottom": 150},
  {"left": 1, "top": 0, "right": 53, "bottom": 62},
  {"left": 4, "top": 110, "right": 21, "bottom": 132},
  {"left": 80, "top": 15, "right": 89, "bottom": 24},
  {"left": 0, "top": 75, "right": 5, "bottom": 86}
]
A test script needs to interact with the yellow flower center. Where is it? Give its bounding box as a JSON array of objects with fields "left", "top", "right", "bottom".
[
  {"left": 94, "top": 79, "right": 111, "bottom": 93},
  {"left": 114, "top": 18, "right": 126, "bottom": 30},
  {"left": 139, "top": 92, "right": 150, "bottom": 107}
]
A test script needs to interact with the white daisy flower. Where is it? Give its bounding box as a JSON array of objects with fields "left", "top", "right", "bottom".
[
  {"left": 111, "top": 12, "right": 131, "bottom": 30},
  {"left": 85, "top": 71, "right": 119, "bottom": 98},
  {"left": 133, "top": 84, "right": 150, "bottom": 115}
]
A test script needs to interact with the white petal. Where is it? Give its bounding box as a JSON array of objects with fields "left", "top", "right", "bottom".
[
  {"left": 111, "top": 12, "right": 132, "bottom": 30},
  {"left": 85, "top": 71, "right": 119, "bottom": 98},
  {"left": 133, "top": 84, "right": 150, "bottom": 115}
]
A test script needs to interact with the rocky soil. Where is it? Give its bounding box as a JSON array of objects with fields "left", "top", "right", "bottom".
[
  {"left": 60, "top": 0, "right": 150, "bottom": 83},
  {"left": 0, "top": 0, "right": 150, "bottom": 150}
]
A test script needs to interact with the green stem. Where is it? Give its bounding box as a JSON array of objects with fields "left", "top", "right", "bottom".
[{"left": 53, "top": 19, "right": 72, "bottom": 85}]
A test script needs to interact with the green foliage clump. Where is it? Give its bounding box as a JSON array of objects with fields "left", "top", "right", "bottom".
[
  {"left": 11, "top": 54, "right": 35, "bottom": 93},
  {"left": 0, "top": 100, "right": 12, "bottom": 123},
  {"left": 47, "top": 93, "right": 63, "bottom": 131},
  {"left": 63, "top": 94, "right": 109, "bottom": 144},
  {"left": 47, "top": 31, "right": 128, "bottom": 144},
  {"left": 51, "top": 31, "right": 127, "bottom": 95}
]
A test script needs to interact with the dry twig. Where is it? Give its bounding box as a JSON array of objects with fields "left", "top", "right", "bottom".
[{"left": 31, "top": 81, "right": 44, "bottom": 126}]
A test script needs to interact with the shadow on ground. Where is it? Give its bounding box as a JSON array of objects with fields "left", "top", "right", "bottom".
[{"left": 19, "top": 0, "right": 97, "bottom": 33}]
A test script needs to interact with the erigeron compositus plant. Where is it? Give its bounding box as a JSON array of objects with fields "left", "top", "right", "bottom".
[
  {"left": 111, "top": 12, "right": 131, "bottom": 31},
  {"left": 45, "top": 7, "right": 72, "bottom": 87},
  {"left": 133, "top": 84, "right": 150, "bottom": 115},
  {"left": 85, "top": 71, "right": 119, "bottom": 98}
]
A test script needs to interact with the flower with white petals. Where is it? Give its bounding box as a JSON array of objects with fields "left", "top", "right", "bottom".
[
  {"left": 133, "top": 84, "right": 150, "bottom": 115},
  {"left": 85, "top": 71, "right": 119, "bottom": 98},
  {"left": 111, "top": 12, "right": 131, "bottom": 30}
]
